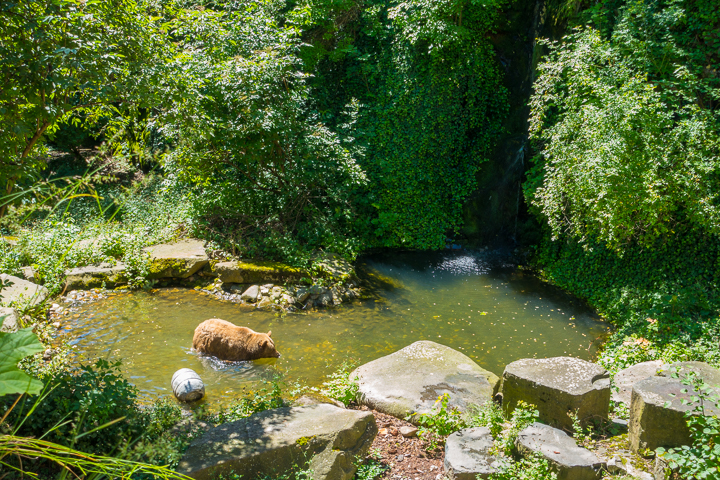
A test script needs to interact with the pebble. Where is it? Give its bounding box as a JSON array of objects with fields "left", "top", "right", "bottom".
[
  {"left": 399, "top": 426, "right": 418, "bottom": 438},
  {"left": 389, "top": 426, "right": 398, "bottom": 436}
]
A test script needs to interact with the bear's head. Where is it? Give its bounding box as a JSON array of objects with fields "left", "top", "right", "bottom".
[{"left": 257, "top": 330, "right": 280, "bottom": 358}]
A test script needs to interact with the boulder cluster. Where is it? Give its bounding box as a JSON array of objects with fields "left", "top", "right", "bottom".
[{"left": 177, "top": 341, "right": 720, "bottom": 480}]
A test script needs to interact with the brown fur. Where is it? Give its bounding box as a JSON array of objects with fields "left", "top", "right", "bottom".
[{"left": 192, "top": 318, "right": 279, "bottom": 361}]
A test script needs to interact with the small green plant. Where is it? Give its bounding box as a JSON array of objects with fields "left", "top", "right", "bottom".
[
  {"left": 353, "top": 449, "right": 387, "bottom": 480},
  {"left": 656, "top": 372, "right": 720, "bottom": 479},
  {"left": 489, "top": 452, "right": 558, "bottom": 480},
  {"left": 319, "top": 361, "right": 359, "bottom": 406},
  {"left": 471, "top": 401, "right": 505, "bottom": 438},
  {"left": 412, "top": 393, "right": 467, "bottom": 437},
  {"left": 568, "top": 410, "right": 592, "bottom": 446},
  {"left": 213, "top": 382, "right": 287, "bottom": 424},
  {"left": 495, "top": 401, "right": 539, "bottom": 456}
]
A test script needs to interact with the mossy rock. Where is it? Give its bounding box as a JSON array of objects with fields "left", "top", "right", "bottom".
[
  {"left": 65, "top": 263, "right": 128, "bottom": 290},
  {"left": 144, "top": 239, "right": 209, "bottom": 279},
  {"left": 212, "top": 260, "right": 308, "bottom": 284}
]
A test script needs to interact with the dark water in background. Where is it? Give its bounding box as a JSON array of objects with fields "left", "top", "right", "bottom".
[{"left": 64, "top": 250, "right": 608, "bottom": 404}]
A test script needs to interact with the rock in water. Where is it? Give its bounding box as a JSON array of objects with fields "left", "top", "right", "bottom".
[
  {"left": 172, "top": 368, "right": 205, "bottom": 402},
  {"left": 502, "top": 357, "right": 610, "bottom": 430},
  {"left": 178, "top": 404, "right": 377, "bottom": 480},
  {"left": 444, "top": 427, "right": 499, "bottom": 479},
  {"left": 192, "top": 318, "right": 279, "bottom": 361},
  {"left": 352, "top": 341, "right": 499, "bottom": 422},
  {"left": 612, "top": 360, "right": 666, "bottom": 404},
  {"left": 516, "top": 423, "right": 605, "bottom": 480}
]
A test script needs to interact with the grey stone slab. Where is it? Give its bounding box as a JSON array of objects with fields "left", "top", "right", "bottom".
[
  {"left": 516, "top": 423, "right": 604, "bottom": 480},
  {"left": 64, "top": 263, "right": 127, "bottom": 290},
  {"left": 0, "top": 274, "right": 48, "bottom": 306},
  {"left": 502, "top": 357, "right": 610, "bottom": 430},
  {"left": 144, "top": 239, "right": 208, "bottom": 279},
  {"left": 444, "top": 427, "right": 499, "bottom": 479},
  {"left": 629, "top": 375, "right": 720, "bottom": 452},
  {"left": 353, "top": 341, "right": 499, "bottom": 422},
  {"left": 211, "top": 261, "right": 306, "bottom": 284},
  {"left": 178, "top": 404, "right": 377, "bottom": 480},
  {"left": 0, "top": 307, "right": 19, "bottom": 332},
  {"left": 612, "top": 361, "right": 666, "bottom": 404},
  {"left": 657, "top": 361, "right": 720, "bottom": 387}
]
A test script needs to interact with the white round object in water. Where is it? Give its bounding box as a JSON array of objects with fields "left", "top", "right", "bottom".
[{"left": 171, "top": 368, "right": 205, "bottom": 402}]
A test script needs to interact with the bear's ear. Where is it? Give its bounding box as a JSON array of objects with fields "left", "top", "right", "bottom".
[{"left": 267, "top": 331, "right": 272, "bottom": 337}]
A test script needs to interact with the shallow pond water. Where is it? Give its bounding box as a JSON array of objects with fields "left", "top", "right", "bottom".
[{"left": 64, "top": 250, "right": 608, "bottom": 404}]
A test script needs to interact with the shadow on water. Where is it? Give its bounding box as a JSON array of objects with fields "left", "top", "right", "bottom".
[{"left": 62, "top": 250, "right": 609, "bottom": 405}]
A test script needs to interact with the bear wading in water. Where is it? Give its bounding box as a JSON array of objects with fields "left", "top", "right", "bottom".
[{"left": 192, "top": 318, "right": 279, "bottom": 361}]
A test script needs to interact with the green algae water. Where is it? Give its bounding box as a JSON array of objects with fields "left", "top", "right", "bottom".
[{"left": 63, "top": 251, "right": 608, "bottom": 404}]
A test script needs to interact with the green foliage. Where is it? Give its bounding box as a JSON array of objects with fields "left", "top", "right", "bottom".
[
  {"left": 0, "top": 328, "right": 44, "bottom": 396},
  {"left": 163, "top": 0, "right": 367, "bottom": 265},
  {"left": 489, "top": 452, "right": 558, "bottom": 480},
  {"left": 0, "top": 0, "right": 177, "bottom": 204},
  {"left": 0, "top": 176, "right": 192, "bottom": 295},
  {"left": 318, "top": 361, "right": 359, "bottom": 405},
  {"left": 529, "top": 224, "right": 720, "bottom": 375},
  {"left": 2, "top": 359, "right": 141, "bottom": 455},
  {"left": 470, "top": 400, "right": 505, "bottom": 438},
  {"left": 657, "top": 373, "right": 720, "bottom": 479},
  {"left": 527, "top": 13, "right": 720, "bottom": 248},
  {"left": 300, "top": 0, "right": 509, "bottom": 249},
  {"left": 212, "top": 382, "right": 287, "bottom": 425},
  {"left": 353, "top": 449, "right": 387, "bottom": 480},
  {"left": 412, "top": 393, "right": 467, "bottom": 437},
  {"left": 494, "top": 401, "right": 539, "bottom": 456}
]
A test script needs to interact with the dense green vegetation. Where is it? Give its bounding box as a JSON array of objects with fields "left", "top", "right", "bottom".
[
  {"left": 525, "top": 0, "right": 720, "bottom": 376},
  {"left": 2, "top": 0, "right": 720, "bottom": 477}
]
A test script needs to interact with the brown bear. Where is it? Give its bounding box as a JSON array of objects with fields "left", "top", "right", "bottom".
[{"left": 192, "top": 318, "right": 280, "bottom": 361}]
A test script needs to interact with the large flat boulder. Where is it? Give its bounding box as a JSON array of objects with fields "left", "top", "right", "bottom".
[
  {"left": 0, "top": 274, "right": 48, "bottom": 306},
  {"left": 502, "top": 357, "right": 610, "bottom": 430},
  {"left": 444, "top": 427, "right": 499, "bottom": 479},
  {"left": 144, "top": 239, "right": 208, "bottom": 279},
  {"left": 516, "top": 423, "right": 604, "bottom": 480},
  {"left": 352, "top": 341, "right": 499, "bottom": 422},
  {"left": 657, "top": 361, "right": 720, "bottom": 387},
  {"left": 629, "top": 375, "right": 720, "bottom": 452},
  {"left": 612, "top": 360, "right": 666, "bottom": 404},
  {"left": 212, "top": 260, "right": 307, "bottom": 284},
  {"left": 64, "top": 263, "right": 127, "bottom": 290},
  {"left": 177, "top": 404, "right": 377, "bottom": 480}
]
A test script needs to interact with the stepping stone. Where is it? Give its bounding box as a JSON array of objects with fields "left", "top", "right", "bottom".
[
  {"left": 444, "top": 427, "right": 499, "bottom": 479},
  {"left": 629, "top": 375, "right": 720, "bottom": 452},
  {"left": 64, "top": 263, "right": 127, "bottom": 290},
  {"left": 352, "top": 341, "right": 499, "bottom": 422},
  {"left": 612, "top": 360, "right": 666, "bottom": 404},
  {"left": 178, "top": 404, "right": 377, "bottom": 480},
  {"left": 502, "top": 357, "right": 610, "bottom": 430},
  {"left": 0, "top": 274, "right": 48, "bottom": 306},
  {"left": 144, "top": 239, "right": 208, "bottom": 279},
  {"left": 211, "top": 260, "right": 307, "bottom": 284},
  {"left": 0, "top": 307, "right": 19, "bottom": 332},
  {"left": 516, "top": 423, "right": 605, "bottom": 480},
  {"left": 657, "top": 361, "right": 720, "bottom": 387}
]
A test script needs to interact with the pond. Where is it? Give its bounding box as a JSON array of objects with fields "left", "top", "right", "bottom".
[{"left": 63, "top": 250, "right": 608, "bottom": 405}]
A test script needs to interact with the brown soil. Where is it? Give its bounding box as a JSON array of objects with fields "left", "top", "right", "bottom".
[{"left": 354, "top": 406, "right": 445, "bottom": 480}]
